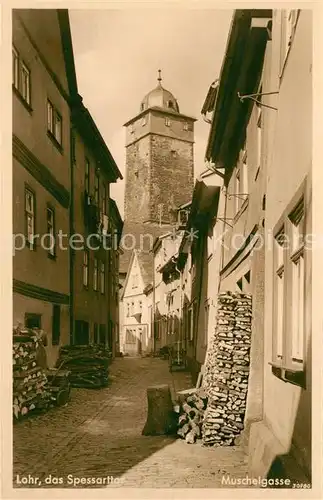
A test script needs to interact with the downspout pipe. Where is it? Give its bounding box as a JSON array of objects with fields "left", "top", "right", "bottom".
[{"left": 69, "top": 126, "right": 75, "bottom": 345}]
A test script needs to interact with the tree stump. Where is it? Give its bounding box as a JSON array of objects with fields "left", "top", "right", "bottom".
[{"left": 142, "top": 384, "right": 177, "bottom": 436}]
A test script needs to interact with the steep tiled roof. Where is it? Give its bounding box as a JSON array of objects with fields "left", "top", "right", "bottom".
[
  {"left": 119, "top": 221, "right": 172, "bottom": 274},
  {"left": 136, "top": 250, "right": 154, "bottom": 288}
]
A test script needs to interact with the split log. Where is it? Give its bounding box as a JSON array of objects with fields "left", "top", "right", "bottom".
[
  {"left": 202, "top": 291, "right": 252, "bottom": 446},
  {"left": 142, "top": 384, "right": 177, "bottom": 436}
]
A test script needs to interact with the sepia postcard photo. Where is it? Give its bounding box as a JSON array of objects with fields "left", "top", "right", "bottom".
[{"left": 1, "top": 1, "right": 322, "bottom": 498}]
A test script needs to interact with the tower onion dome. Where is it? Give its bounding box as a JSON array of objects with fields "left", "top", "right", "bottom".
[{"left": 140, "top": 70, "right": 180, "bottom": 113}]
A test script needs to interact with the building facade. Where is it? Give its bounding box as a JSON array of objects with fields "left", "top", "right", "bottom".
[
  {"left": 153, "top": 230, "right": 184, "bottom": 353},
  {"left": 120, "top": 250, "right": 153, "bottom": 355},
  {"left": 71, "top": 99, "right": 122, "bottom": 351},
  {"left": 12, "top": 9, "right": 72, "bottom": 367},
  {"left": 13, "top": 9, "right": 123, "bottom": 366},
  {"left": 109, "top": 199, "right": 123, "bottom": 356},
  {"left": 177, "top": 179, "right": 221, "bottom": 382},
  {"left": 203, "top": 8, "right": 312, "bottom": 483},
  {"left": 249, "top": 9, "right": 312, "bottom": 482}
]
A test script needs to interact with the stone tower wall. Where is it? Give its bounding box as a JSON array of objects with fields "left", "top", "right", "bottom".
[
  {"left": 124, "top": 135, "right": 151, "bottom": 223},
  {"left": 149, "top": 135, "right": 194, "bottom": 223}
]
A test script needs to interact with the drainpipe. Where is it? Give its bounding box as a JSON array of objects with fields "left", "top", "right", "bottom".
[
  {"left": 69, "top": 125, "right": 75, "bottom": 345},
  {"left": 175, "top": 261, "right": 183, "bottom": 353}
]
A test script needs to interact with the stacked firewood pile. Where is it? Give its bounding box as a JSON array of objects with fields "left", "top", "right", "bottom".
[
  {"left": 177, "top": 389, "right": 208, "bottom": 443},
  {"left": 55, "top": 344, "right": 111, "bottom": 388},
  {"left": 202, "top": 291, "right": 252, "bottom": 446},
  {"left": 13, "top": 329, "right": 51, "bottom": 420}
]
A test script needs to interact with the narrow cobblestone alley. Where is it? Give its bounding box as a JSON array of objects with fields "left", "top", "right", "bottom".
[{"left": 13, "top": 357, "right": 249, "bottom": 488}]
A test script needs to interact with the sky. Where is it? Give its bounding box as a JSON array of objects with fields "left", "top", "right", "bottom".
[{"left": 69, "top": 9, "right": 233, "bottom": 218}]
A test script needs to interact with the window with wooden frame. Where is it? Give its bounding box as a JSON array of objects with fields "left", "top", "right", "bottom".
[
  {"left": 46, "top": 207, "right": 56, "bottom": 257},
  {"left": 25, "top": 187, "right": 35, "bottom": 250},
  {"left": 25, "top": 313, "right": 41, "bottom": 329},
  {"left": 93, "top": 257, "right": 98, "bottom": 291},
  {"left": 273, "top": 228, "right": 286, "bottom": 361},
  {"left": 272, "top": 194, "right": 306, "bottom": 385},
  {"left": 85, "top": 158, "right": 90, "bottom": 194},
  {"left": 12, "top": 46, "right": 19, "bottom": 89},
  {"left": 83, "top": 250, "right": 89, "bottom": 287},
  {"left": 21, "top": 62, "right": 31, "bottom": 105},
  {"left": 12, "top": 46, "right": 31, "bottom": 107},
  {"left": 46, "top": 207, "right": 56, "bottom": 256},
  {"left": 100, "top": 261, "right": 105, "bottom": 294},
  {"left": 289, "top": 198, "right": 305, "bottom": 364},
  {"left": 47, "top": 100, "right": 62, "bottom": 146}
]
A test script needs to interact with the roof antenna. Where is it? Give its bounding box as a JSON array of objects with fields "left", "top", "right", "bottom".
[{"left": 157, "top": 69, "right": 162, "bottom": 86}]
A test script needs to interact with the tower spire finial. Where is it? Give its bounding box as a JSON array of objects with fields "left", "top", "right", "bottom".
[{"left": 157, "top": 69, "right": 162, "bottom": 85}]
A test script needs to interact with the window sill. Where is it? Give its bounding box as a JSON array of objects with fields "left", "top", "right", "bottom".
[
  {"left": 269, "top": 362, "right": 305, "bottom": 388},
  {"left": 12, "top": 85, "right": 32, "bottom": 114},
  {"left": 47, "top": 130, "right": 63, "bottom": 154}
]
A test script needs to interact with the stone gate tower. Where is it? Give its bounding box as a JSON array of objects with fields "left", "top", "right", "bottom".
[{"left": 123, "top": 71, "right": 196, "bottom": 225}]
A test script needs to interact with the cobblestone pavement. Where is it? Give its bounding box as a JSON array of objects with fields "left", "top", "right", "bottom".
[{"left": 13, "top": 356, "right": 249, "bottom": 489}]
